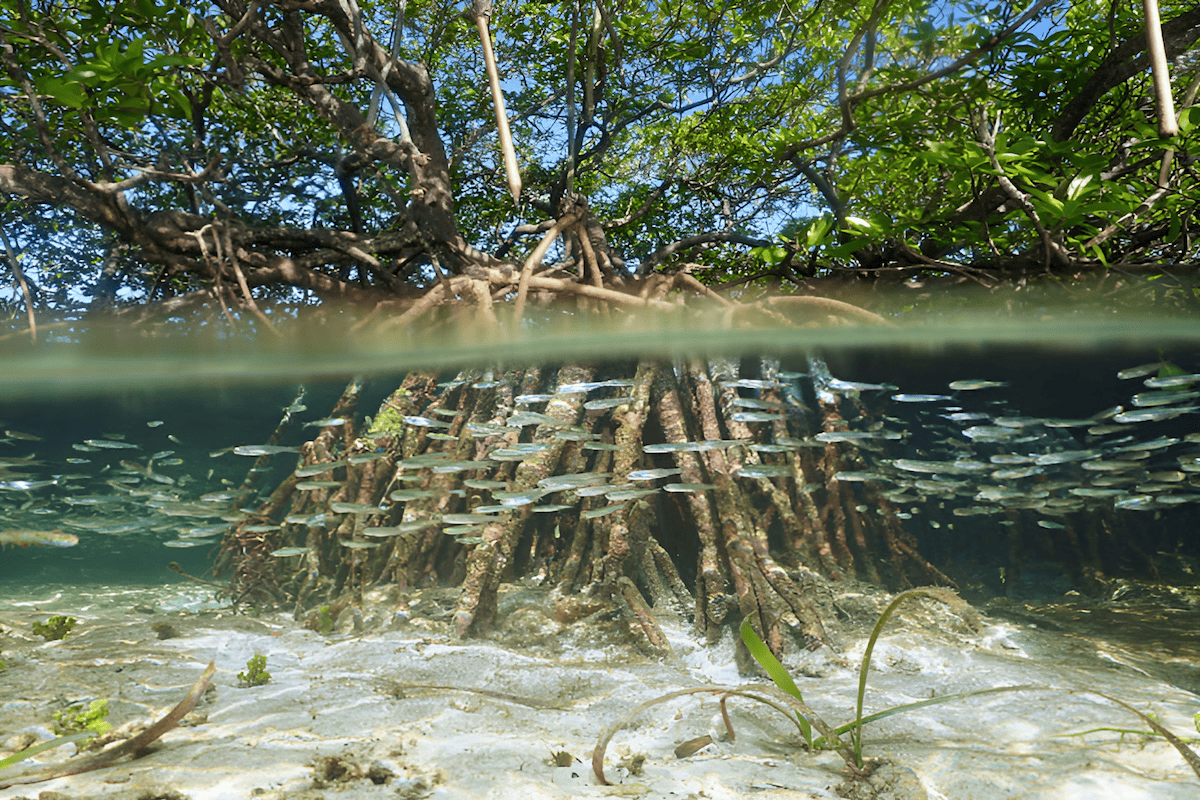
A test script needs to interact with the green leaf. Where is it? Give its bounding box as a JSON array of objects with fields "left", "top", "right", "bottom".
[
  {"left": 750, "top": 244, "right": 787, "bottom": 266},
  {"left": 804, "top": 217, "right": 833, "bottom": 248},
  {"left": 1025, "top": 187, "right": 1064, "bottom": 215},
  {"left": 1178, "top": 106, "right": 1200, "bottom": 136},
  {"left": 149, "top": 53, "right": 199, "bottom": 70},
  {"left": 36, "top": 76, "right": 89, "bottom": 108},
  {"left": 739, "top": 617, "right": 814, "bottom": 746},
  {"left": 739, "top": 617, "right": 805, "bottom": 704},
  {"left": 157, "top": 82, "right": 193, "bottom": 120},
  {"left": 0, "top": 731, "right": 98, "bottom": 771},
  {"left": 136, "top": 0, "right": 165, "bottom": 19},
  {"left": 1064, "top": 174, "right": 1095, "bottom": 201},
  {"left": 825, "top": 239, "right": 872, "bottom": 259}
]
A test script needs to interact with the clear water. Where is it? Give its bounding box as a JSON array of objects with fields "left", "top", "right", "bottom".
[
  {"left": 3, "top": 310, "right": 1198, "bottom": 597},
  {"left": 1, "top": 306, "right": 1199, "bottom": 798}
]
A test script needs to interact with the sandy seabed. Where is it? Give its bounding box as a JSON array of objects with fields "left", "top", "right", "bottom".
[{"left": 1, "top": 581, "right": 1198, "bottom": 800}]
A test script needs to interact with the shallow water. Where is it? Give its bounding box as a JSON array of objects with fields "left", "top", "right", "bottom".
[
  {"left": 0, "top": 579, "right": 1197, "bottom": 799},
  {"left": 1, "top": 312, "right": 1199, "bottom": 798}
]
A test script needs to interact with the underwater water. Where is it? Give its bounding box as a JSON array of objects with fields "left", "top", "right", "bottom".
[{"left": 1, "top": 308, "right": 1199, "bottom": 799}]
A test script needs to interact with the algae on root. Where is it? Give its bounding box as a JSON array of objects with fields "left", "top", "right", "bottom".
[{"left": 32, "top": 615, "right": 76, "bottom": 641}]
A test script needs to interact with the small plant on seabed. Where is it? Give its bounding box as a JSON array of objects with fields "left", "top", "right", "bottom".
[
  {"left": 314, "top": 605, "right": 335, "bottom": 634},
  {"left": 592, "top": 587, "right": 1200, "bottom": 787},
  {"left": 0, "top": 662, "right": 216, "bottom": 786},
  {"left": 238, "top": 653, "right": 271, "bottom": 687},
  {"left": 32, "top": 615, "right": 75, "bottom": 641},
  {"left": 51, "top": 699, "right": 113, "bottom": 745}
]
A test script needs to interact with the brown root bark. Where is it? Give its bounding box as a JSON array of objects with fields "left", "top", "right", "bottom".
[{"left": 217, "top": 350, "right": 957, "bottom": 661}]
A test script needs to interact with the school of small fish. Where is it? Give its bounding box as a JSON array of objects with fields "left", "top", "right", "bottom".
[
  {"left": 1, "top": 357, "right": 1196, "bottom": 562},
  {"left": 0, "top": 422, "right": 243, "bottom": 552},
  {"left": 802, "top": 358, "right": 1200, "bottom": 527}
]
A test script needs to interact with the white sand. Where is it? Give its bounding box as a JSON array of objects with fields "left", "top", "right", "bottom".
[{"left": 1, "top": 582, "right": 1197, "bottom": 799}]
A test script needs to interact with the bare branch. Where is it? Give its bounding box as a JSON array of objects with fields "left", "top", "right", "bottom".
[
  {"left": 604, "top": 175, "right": 675, "bottom": 229},
  {"left": 240, "top": 252, "right": 388, "bottom": 302},
  {"left": 851, "top": 0, "right": 1057, "bottom": 105},
  {"left": 514, "top": 212, "right": 578, "bottom": 322},
  {"left": 215, "top": 0, "right": 262, "bottom": 45},
  {"left": 1085, "top": 149, "right": 1176, "bottom": 249},
  {"left": 0, "top": 32, "right": 81, "bottom": 185},
  {"left": 1143, "top": 0, "right": 1179, "bottom": 136},
  {"left": 977, "top": 109, "right": 1063, "bottom": 271},
  {"left": 835, "top": 0, "right": 890, "bottom": 133},
  {"left": 95, "top": 157, "right": 225, "bottom": 195},
  {"left": 642, "top": 231, "right": 773, "bottom": 272},
  {"left": 467, "top": 3, "right": 522, "bottom": 203},
  {"left": 1053, "top": 6, "right": 1200, "bottom": 141},
  {"left": 0, "top": 227, "right": 37, "bottom": 342},
  {"left": 502, "top": 269, "right": 676, "bottom": 309},
  {"left": 0, "top": 162, "right": 133, "bottom": 236}
]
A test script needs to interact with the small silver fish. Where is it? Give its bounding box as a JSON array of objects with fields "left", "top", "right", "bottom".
[
  {"left": 1144, "top": 374, "right": 1200, "bottom": 389},
  {"left": 442, "top": 513, "right": 500, "bottom": 524},
  {"left": 233, "top": 445, "right": 301, "bottom": 456},
  {"left": 329, "top": 502, "right": 385, "bottom": 515},
  {"left": 948, "top": 379, "right": 1008, "bottom": 391},
  {"left": 1113, "top": 407, "right": 1197, "bottom": 423},
  {"left": 270, "top": 547, "right": 313, "bottom": 557},
  {"left": 401, "top": 416, "right": 451, "bottom": 428},
  {"left": 815, "top": 430, "right": 902, "bottom": 442},
  {"left": 584, "top": 397, "right": 636, "bottom": 411},
  {"left": 627, "top": 468, "right": 683, "bottom": 480},
  {"left": 833, "top": 471, "right": 888, "bottom": 482},
  {"left": 581, "top": 502, "right": 630, "bottom": 519},
  {"left": 303, "top": 417, "right": 348, "bottom": 428},
  {"left": 663, "top": 483, "right": 717, "bottom": 493},
  {"left": 0, "top": 479, "right": 57, "bottom": 490},
  {"left": 827, "top": 379, "right": 893, "bottom": 392},
  {"left": 0, "top": 529, "right": 77, "bottom": 547},
  {"left": 1034, "top": 449, "right": 1100, "bottom": 466},
  {"left": 1117, "top": 363, "right": 1165, "bottom": 380}
]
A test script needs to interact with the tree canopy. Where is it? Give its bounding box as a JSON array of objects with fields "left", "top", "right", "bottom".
[{"left": 1, "top": 0, "right": 1198, "bottom": 329}]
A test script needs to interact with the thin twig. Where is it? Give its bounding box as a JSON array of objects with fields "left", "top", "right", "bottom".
[
  {"left": 0, "top": 227, "right": 37, "bottom": 343},
  {"left": 977, "top": 108, "right": 1056, "bottom": 270},
  {"left": 190, "top": 224, "right": 239, "bottom": 329},
  {"left": 513, "top": 213, "right": 578, "bottom": 322},
  {"left": 223, "top": 223, "right": 281, "bottom": 337}
]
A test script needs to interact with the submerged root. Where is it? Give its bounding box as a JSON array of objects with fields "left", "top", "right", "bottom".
[{"left": 217, "top": 355, "right": 957, "bottom": 658}]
